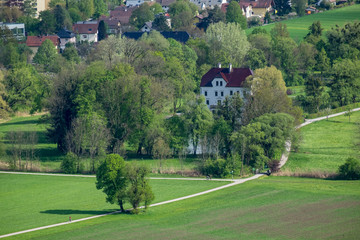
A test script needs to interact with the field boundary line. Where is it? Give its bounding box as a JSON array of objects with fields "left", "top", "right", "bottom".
[
  {"left": 0, "top": 174, "right": 263, "bottom": 238},
  {"left": 279, "top": 107, "right": 360, "bottom": 168},
  {"left": 0, "top": 171, "right": 234, "bottom": 181}
]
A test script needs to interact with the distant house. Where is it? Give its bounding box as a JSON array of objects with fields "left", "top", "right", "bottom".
[
  {"left": 190, "top": 0, "right": 227, "bottom": 10},
  {"left": 141, "top": 22, "right": 153, "bottom": 32},
  {"left": 126, "top": 0, "right": 155, "bottom": 6},
  {"left": 73, "top": 21, "right": 99, "bottom": 43},
  {"left": 26, "top": 35, "right": 59, "bottom": 60},
  {"left": 221, "top": 3, "right": 253, "bottom": 18},
  {"left": 57, "top": 29, "right": 76, "bottom": 51},
  {"left": 200, "top": 63, "right": 253, "bottom": 108},
  {"left": 123, "top": 31, "right": 190, "bottom": 43},
  {"left": 221, "top": 0, "right": 273, "bottom": 18},
  {"left": 99, "top": 16, "right": 122, "bottom": 34},
  {"left": 0, "top": 22, "right": 25, "bottom": 40},
  {"left": 156, "top": 0, "right": 176, "bottom": 11}
]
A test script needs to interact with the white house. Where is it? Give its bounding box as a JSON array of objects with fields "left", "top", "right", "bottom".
[
  {"left": 126, "top": 0, "right": 154, "bottom": 6},
  {"left": 200, "top": 64, "right": 253, "bottom": 109},
  {"left": 0, "top": 22, "right": 25, "bottom": 40},
  {"left": 73, "top": 21, "right": 99, "bottom": 43},
  {"left": 57, "top": 29, "right": 76, "bottom": 52},
  {"left": 190, "top": 0, "right": 227, "bottom": 9}
]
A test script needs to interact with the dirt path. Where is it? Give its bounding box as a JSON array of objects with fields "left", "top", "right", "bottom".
[
  {"left": 279, "top": 107, "right": 360, "bottom": 168},
  {"left": 0, "top": 172, "right": 263, "bottom": 239}
]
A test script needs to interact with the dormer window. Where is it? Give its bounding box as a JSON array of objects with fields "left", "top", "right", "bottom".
[{"left": 88, "top": 28, "right": 92, "bottom": 31}]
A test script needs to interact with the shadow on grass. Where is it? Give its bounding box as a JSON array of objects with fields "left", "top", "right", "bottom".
[
  {"left": 40, "top": 209, "right": 117, "bottom": 215},
  {"left": 0, "top": 120, "right": 40, "bottom": 128}
]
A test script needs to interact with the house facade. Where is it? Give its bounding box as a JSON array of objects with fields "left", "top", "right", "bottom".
[
  {"left": 190, "top": 0, "right": 227, "bottom": 9},
  {"left": 73, "top": 21, "right": 99, "bottom": 43},
  {"left": 200, "top": 64, "right": 253, "bottom": 108},
  {"left": 0, "top": 22, "right": 25, "bottom": 40},
  {"left": 57, "top": 29, "right": 76, "bottom": 51},
  {"left": 25, "top": 35, "right": 59, "bottom": 61}
]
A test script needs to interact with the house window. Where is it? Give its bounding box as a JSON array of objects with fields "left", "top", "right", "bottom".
[
  {"left": 88, "top": 28, "right": 92, "bottom": 31},
  {"left": 237, "top": 91, "right": 240, "bottom": 94},
  {"left": 221, "top": 91, "right": 224, "bottom": 97},
  {"left": 206, "top": 100, "right": 209, "bottom": 105},
  {"left": 220, "top": 81, "right": 223, "bottom": 86},
  {"left": 204, "top": 91, "right": 207, "bottom": 96},
  {"left": 83, "top": 35, "right": 87, "bottom": 38},
  {"left": 218, "top": 100, "right": 221, "bottom": 105},
  {"left": 216, "top": 81, "right": 219, "bottom": 86},
  {"left": 230, "top": 90, "right": 233, "bottom": 95},
  {"left": 215, "top": 91, "right": 218, "bottom": 97}
]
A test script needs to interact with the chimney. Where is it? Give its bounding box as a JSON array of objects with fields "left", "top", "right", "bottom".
[
  {"left": 217, "top": 63, "right": 221, "bottom": 68},
  {"left": 229, "top": 63, "right": 233, "bottom": 73}
]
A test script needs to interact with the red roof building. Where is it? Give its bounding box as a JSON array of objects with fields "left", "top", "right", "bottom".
[
  {"left": 200, "top": 64, "right": 253, "bottom": 108},
  {"left": 26, "top": 35, "right": 59, "bottom": 48}
]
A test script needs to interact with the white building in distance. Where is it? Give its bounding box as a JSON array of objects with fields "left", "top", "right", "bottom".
[{"left": 200, "top": 63, "right": 253, "bottom": 109}]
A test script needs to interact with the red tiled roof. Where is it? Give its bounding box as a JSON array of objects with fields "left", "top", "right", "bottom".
[
  {"left": 110, "top": 6, "right": 137, "bottom": 24},
  {"left": 26, "top": 35, "right": 59, "bottom": 47},
  {"left": 73, "top": 23, "right": 99, "bottom": 34},
  {"left": 200, "top": 68, "right": 253, "bottom": 87}
]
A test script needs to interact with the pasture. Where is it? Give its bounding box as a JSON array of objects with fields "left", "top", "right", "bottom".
[
  {"left": 284, "top": 111, "right": 360, "bottom": 174},
  {"left": 8, "top": 176, "right": 360, "bottom": 239},
  {"left": 0, "top": 173, "right": 228, "bottom": 236},
  {"left": 0, "top": 115, "right": 200, "bottom": 174},
  {"left": 247, "top": 5, "right": 360, "bottom": 41}
]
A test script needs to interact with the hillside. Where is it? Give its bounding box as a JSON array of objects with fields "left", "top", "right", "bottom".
[{"left": 246, "top": 4, "right": 360, "bottom": 41}]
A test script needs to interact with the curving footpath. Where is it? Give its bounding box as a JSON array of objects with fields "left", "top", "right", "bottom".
[
  {"left": 1, "top": 107, "right": 359, "bottom": 238},
  {"left": 279, "top": 107, "right": 360, "bottom": 168}
]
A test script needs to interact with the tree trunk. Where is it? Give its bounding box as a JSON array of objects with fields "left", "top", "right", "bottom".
[{"left": 119, "top": 200, "right": 125, "bottom": 212}]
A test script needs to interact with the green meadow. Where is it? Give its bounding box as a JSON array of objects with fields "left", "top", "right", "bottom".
[
  {"left": 8, "top": 176, "right": 360, "bottom": 240},
  {"left": 0, "top": 115, "right": 199, "bottom": 174},
  {"left": 284, "top": 111, "right": 360, "bottom": 173},
  {"left": 0, "top": 173, "right": 227, "bottom": 235},
  {"left": 247, "top": 4, "right": 360, "bottom": 41}
]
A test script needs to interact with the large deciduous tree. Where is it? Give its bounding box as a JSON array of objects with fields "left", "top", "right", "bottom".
[
  {"left": 226, "top": 1, "right": 247, "bottom": 30},
  {"left": 130, "top": 3, "right": 155, "bottom": 30},
  {"left": 96, "top": 154, "right": 128, "bottom": 212},
  {"left": 206, "top": 22, "right": 250, "bottom": 67}
]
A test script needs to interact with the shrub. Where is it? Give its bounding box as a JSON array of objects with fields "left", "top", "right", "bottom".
[
  {"left": 268, "top": 160, "right": 280, "bottom": 172},
  {"left": 338, "top": 157, "right": 360, "bottom": 180},
  {"left": 199, "top": 158, "right": 229, "bottom": 178},
  {"left": 60, "top": 152, "right": 77, "bottom": 174}
]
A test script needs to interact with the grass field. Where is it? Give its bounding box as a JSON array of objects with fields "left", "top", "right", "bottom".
[
  {"left": 0, "top": 173, "right": 228, "bottom": 236},
  {"left": 8, "top": 176, "right": 360, "bottom": 240},
  {"left": 287, "top": 85, "right": 305, "bottom": 98},
  {"left": 246, "top": 4, "right": 360, "bottom": 41},
  {"left": 0, "top": 115, "right": 200, "bottom": 174},
  {"left": 284, "top": 111, "right": 360, "bottom": 174}
]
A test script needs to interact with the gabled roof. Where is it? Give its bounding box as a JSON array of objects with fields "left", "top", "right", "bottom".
[
  {"left": 26, "top": 35, "right": 59, "bottom": 47},
  {"left": 122, "top": 31, "right": 190, "bottom": 43},
  {"left": 57, "top": 29, "right": 76, "bottom": 39},
  {"left": 221, "top": 0, "right": 273, "bottom": 12},
  {"left": 200, "top": 67, "right": 253, "bottom": 87},
  {"left": 156, "top": 0, "right": 176, "bottom": 6},
  {"left": 110, "top": 6, "right": 137, "bottom": 24},
  {"left": 99, "top": 16, "right": 121, "bottom": 29},
  {"left": 73, "top": 22, "right": 99, "bottom": 34}
]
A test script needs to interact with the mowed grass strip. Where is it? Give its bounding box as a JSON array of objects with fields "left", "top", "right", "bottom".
[
  {"left": 10, "top": 176, "right": 360, "bottom": 240},
  {"left": 0, "top": 115, "right": 62, "bottom": 167},
  {"left": 0, "top": 173, "right": 227, "bottom": 235},
  {"left": 284, "top": 111, "right": 360, "bottom": 173},
  {"left": 246, "top": 5, "right": 360, "bottom": 41}
]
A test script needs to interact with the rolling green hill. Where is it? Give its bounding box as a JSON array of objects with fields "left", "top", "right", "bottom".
[{"left": 247, "top": 4, "right": 360, "bottom": 41}]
